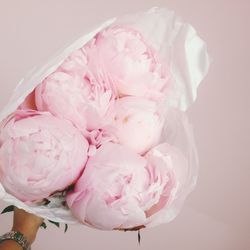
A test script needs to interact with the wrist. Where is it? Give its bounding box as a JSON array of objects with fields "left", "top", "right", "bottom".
[
  {"left": 11, "top": 225, "right": 39, "bottom": 244},
  {"left": 11, "top": 207, "right": 44, "bottom": 245},
  {"left": 0, "top": 231, "right": 31, "bottom": 250}
]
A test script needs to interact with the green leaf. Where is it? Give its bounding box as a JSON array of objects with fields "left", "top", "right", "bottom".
[
  {"left": 48, "top": 220, "right": 60, "bottom": 228},
  {"left": 1, "top": 205, "right": 14, "bottom": 214},
  {"left": 64, "top": 224, "right": 68, "bottom": 233},
  {"left": 137, "top": 230, "right": 141, "bottom": 245},
  {"left": 40, "top": 222, "right": 47, "bottom": 229}
]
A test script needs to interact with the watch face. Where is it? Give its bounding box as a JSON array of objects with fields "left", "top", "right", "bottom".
[{"left": 15, "top": 231, "right": 23, "bottom": 240}]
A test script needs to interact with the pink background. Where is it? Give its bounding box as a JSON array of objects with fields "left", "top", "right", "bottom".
[{"left": 0, "top": 0, "right": 249, "bottom": 249}]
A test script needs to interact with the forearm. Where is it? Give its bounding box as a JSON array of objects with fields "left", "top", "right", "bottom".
[
  {"left": 0, "top": 227, "right": 36, "bottom": 250},
  {"left": 0, "top": 239, "right": 22, "bottom": 250},
  {"left": 0, "top": 225, "right": 38, "bottom": 250},
  {"left": 0, "top": 207, "right": 43, "bottom": 250}
]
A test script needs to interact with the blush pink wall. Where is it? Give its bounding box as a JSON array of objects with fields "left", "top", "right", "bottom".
[{"left": 0, "top": 0, "right": 249, "bottom": 250}]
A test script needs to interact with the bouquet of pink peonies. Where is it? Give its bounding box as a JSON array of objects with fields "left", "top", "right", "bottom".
[{"left": 0, "top": 7, "right": 210, "bottom": 231}]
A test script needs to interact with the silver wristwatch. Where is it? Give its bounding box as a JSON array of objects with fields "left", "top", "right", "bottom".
[{"left": 0, "top": 231, "right": 31, "bottom": 250}]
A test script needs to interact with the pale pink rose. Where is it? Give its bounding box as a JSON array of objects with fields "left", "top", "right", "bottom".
[
  {"left": 0, "top": 110, "right": 89, "bottom": 202},
  {"left": 110, "top": 96, "right": 164, "bottom": 154},
  {"left": 84, "top": 25, "right": 170, "bottom": 100},
  {"left": 35, "top": 48, "right": 116, "bottom": 132},
  {"left": 66, "top": 142, "right": 181, "bottom": 230}
]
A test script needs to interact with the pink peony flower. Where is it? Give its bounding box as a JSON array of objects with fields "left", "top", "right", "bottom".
[
  {"left": 0, "top": 110, "right": 89, "bottom": 202},
  {"left": 58, "top": 49, "right": 88, "bottom": 75},
  {"left": 35, "top": 48, "right": 116, "bottom": 132},
  {"left": 84, "top": 25, "right": 170, "bottom": 100},
  {"left": 110, "top": 96, "right": 164, "bottom": 154},
  {"left": 143, "top": 142, "right": 189, "bottom": 225},
  {"left": 18, "top": 89, "right": 37, "bottom": 110},
  {"left": 66, "top": 142, "right": 186, "bottom": 230},
  {"left": 86, "top": 125, "right": 117, "bottom": 156}
]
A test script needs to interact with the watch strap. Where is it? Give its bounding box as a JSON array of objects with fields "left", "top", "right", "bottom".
[{"left": 0, "top": 231, "right": 31, "bottom": 250}]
